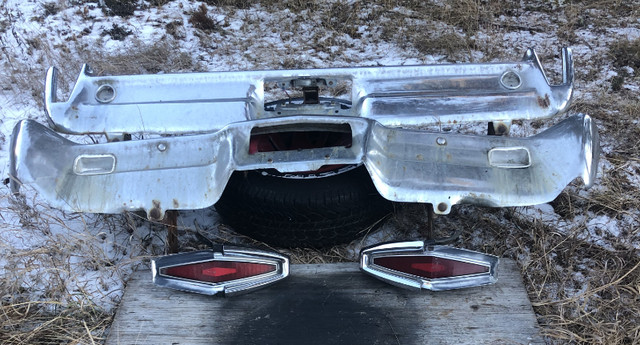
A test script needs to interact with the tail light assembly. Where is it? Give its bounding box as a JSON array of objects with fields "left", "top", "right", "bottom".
[
  {"left": 152, "top": 245, "right": 289, "bottom": 296},
  {"left": 360, "top": 241, "right": 498, "bottom": 291}
]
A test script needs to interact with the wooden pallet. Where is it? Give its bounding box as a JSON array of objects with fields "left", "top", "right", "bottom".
[{"left": 106, "top": 259, "right": 543, "bottom": 345}]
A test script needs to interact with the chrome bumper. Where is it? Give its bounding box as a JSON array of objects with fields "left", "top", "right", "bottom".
[
  {"left": 9, "top": 47, "right": 598, "bottom": 219},
  {"left": 11, "top": 114, "right": 598, "bottom": 219},
  {"left": 44, "top": 48, "right": 572, "bottom": 136}
]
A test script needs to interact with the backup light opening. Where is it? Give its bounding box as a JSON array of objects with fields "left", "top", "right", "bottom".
[{"left": 249, "top": 123, "right": 353, "bottom": 154}]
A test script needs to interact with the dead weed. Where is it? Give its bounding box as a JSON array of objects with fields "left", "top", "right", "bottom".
[{"left": 189, "top": 4, "right": 220, "bottom": 33}]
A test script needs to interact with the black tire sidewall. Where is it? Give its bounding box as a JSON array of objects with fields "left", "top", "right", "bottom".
[{"left": 214, "top": 166, "right": 392, "bottom": 247}]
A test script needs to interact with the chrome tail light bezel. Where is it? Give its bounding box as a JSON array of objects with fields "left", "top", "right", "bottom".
[
  {"left": 152, "top": 245, "right": 289, "bottom": 296},
  {"left": 360, "top": 241, "right": 499, "bottom": 291}
]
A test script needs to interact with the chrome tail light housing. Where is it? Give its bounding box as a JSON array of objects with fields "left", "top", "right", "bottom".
[
  {"left": 360, "top": 241, "right": 498, "bottom": 291},
  {"left": 152, "top": 245, "right": 289, "bottom": 296}
]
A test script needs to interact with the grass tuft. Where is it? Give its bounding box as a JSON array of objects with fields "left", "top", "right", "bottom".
[
  {"left": 42, "top": 2, "right": 60, "bottom": 17},
  {"left": 412, "top": 31, "right": 473, "bottom": 60},
  {"left": 204, "top": 0, "right": 252, "bottom": 9},
  {"left": 102, "top": 0, "right": 139, "bottom": 17},
  {"left": 189, "top": 4, "right": 220, "bottom": 33},
  {"left": 101, "top": 23, "right": 133, "bottom": 41},
  {"left": 610, "top": 38, "right": 640, "bottom": 71}
]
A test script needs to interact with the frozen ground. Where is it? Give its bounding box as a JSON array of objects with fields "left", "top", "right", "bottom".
[{"left": 1, "top": 0, "right": 639, "bottom": 344}]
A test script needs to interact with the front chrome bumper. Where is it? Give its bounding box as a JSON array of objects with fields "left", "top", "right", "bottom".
[{"left": 9, "top": 48, "right": 599, "bottom": 219}]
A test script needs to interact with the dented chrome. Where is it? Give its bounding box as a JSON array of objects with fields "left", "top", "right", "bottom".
[{"left": 10, "top": 48, "right": 599, "bottom": 219}]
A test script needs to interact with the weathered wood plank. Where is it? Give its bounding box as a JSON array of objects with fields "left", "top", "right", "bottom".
[{"left": 106, "top": 259, "right": 543, "bottom": 345}]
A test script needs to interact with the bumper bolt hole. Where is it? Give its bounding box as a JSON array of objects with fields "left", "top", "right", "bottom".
[
  {"left": 500, "top": 71, "right": 522, "bottom": 89},
  {"left": 95, "top": 84, "right": 116, "bottom": 103}
]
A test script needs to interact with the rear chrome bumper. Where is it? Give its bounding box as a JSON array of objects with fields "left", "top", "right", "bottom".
[
  {"left": 10, "top": 113, "right": 598, "bottom": 219},
  {"left": 44, "top": 48, "right": 573, "bottom": 136}
]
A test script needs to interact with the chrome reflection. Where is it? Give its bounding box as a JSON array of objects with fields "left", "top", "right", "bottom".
[
  {"left": 360, "top": 241, "right": 498, "bottom": 291},
  {"left": 152, "top": 245, "right": 289, "bottom": 296}
]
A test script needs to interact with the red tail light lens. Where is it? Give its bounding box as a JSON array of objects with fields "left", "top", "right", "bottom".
[
  {"left": 161, "top": 261, "right": 276, "bottom": 283},
  {"left": 373, "top": 256, "right": 489, "bottom": 279},
  {"left": 152, "top": 245, "right": 289, "bottom": 296},
  {"left": 360, "top": 241, "right": 498, "bottom": 291}
]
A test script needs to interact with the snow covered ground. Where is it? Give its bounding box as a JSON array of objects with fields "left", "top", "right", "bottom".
[{"left": 1, "top": 0, "right": 639, "bottom": 343}]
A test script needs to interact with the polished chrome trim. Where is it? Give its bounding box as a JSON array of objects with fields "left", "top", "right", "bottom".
[
  {"left": 152, "top": 245, "right": 289, "bottom": 296},
  {"left": 360, "top": 242, "right": 499, "bottom": 291}
]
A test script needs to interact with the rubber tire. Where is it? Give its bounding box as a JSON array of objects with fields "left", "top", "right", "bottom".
[{"left": 214, "top": 166, "right": 392, "bottom": 248}]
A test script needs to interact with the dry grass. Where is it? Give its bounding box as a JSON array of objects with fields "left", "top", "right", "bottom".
[
  {"left": 509, "top": 216, "right": 640, "bottom": 344},
  {"left": 0, "top": 301, "right": 111, "bottom": 345},
  {"left": 83, "top": 40, "right": 199, "bottom": 76},
  {"left": 189, "top": 4, "right": 220, "bottom": 33},
  {"left": 0, "top": 194, "right": 160, "bottom": 344}
]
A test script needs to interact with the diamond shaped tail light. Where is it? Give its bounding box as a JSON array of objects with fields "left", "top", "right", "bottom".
[
  {"left": 360, "top": 241, "right": 498, "bottom": 291},
  {"left": 152, "top": 245, "right": 289, "bottom": 296}
]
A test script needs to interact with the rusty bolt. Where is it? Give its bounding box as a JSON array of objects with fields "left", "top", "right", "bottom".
[
  {"left": 496, "top": 123, "right": 508, "bottom": 135},
  {"left": 149, "top": 207, "right": 163, "bottom": 220}
]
